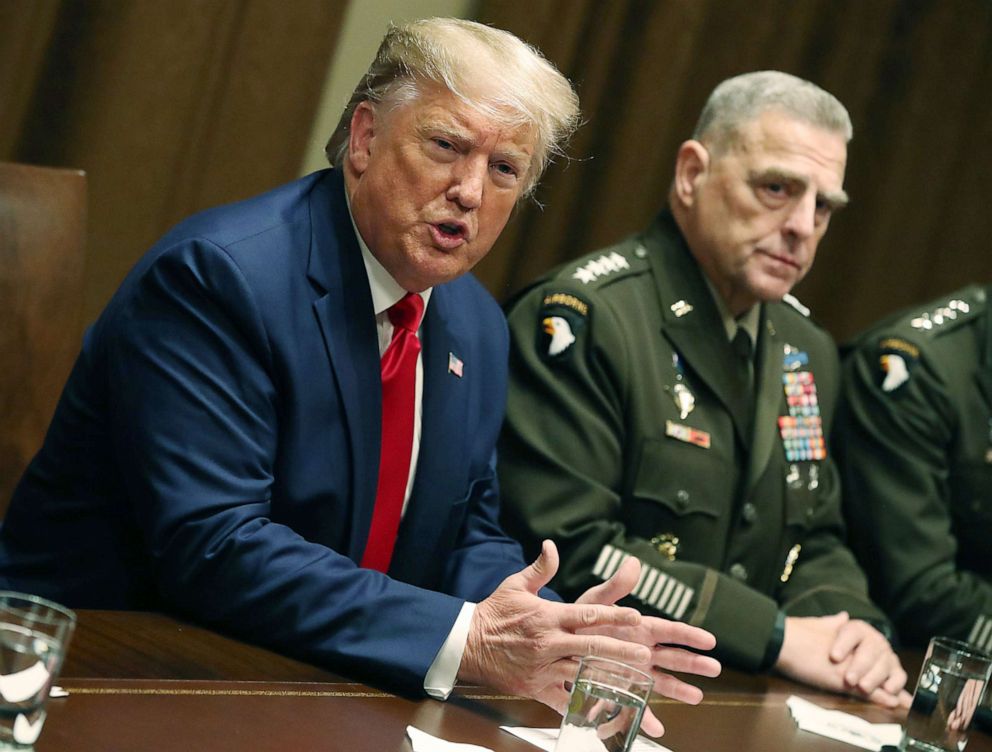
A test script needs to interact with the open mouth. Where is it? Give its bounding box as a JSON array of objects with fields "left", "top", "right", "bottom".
[
  {"left": 430, "top": 221, "right": 468, "bottom": 250},
  {"left": 436, "top": 222, "right": 464, "bottom": 238}
]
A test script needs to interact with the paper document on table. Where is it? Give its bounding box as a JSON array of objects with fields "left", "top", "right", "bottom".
[
  {"left": 406, "top": 725, "right": 494, "bottom": 752},
  {"left": 500, "top": 726, "right": 674, "bottom": 752},
  {"left": 786, "top": 695, "right": 902, "bottom": 751}
]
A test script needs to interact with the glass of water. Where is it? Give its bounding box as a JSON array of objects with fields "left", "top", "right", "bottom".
[
  {"left": 0, "top": 592, "right": 76, "bottom": 749},
  {"left": 554, "top": 656, "right": 653, "bottom": 752},
  {"left": 901, "top": 636, "right": 992, "bottom": 752}
]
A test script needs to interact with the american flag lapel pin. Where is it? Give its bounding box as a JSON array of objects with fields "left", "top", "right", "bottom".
[{"left": 448, "top": 352, "right": 464, "bottom": 377}]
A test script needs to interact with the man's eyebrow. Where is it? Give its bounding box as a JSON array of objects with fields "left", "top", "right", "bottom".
[
  {"left": 417, "top": 120, "right": 533, "bottom": 167},
  {"left": 820, "top": 189, "right": 849, "bottom": 211},
  {"left": 750, "top": 168, "right": 849, "bottom": 210},
  {"left": 494, "top": 145, "right": 533, "bottom": 168},
  {"left": 417, "top": 119, "right": 473, "bottom": 144}
]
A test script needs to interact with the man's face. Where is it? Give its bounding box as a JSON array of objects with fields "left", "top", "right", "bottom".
[
  {"left": 345, "top": 86, "right": 535, "bottom": 292},
  {"left": 676, "top": 110, "right": 848, "bottom": 315}
]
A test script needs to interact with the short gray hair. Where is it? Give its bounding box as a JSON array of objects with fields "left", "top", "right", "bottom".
[
  {"left": 693, "top": 71, "right": 852, "bottom": 152},
  {"left": 326, "top": 17, "right": 580, "bottom": 198}
]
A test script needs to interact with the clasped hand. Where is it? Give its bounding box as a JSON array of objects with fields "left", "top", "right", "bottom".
[
  {"left": 459, "top": 540, "right": 721, "bottom": 736},
  {"left": 775, "top": 612, "right": 912, "bottom": 709}
]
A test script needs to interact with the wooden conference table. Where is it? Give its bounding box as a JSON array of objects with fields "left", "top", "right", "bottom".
[{"left": 37, "top": 610, "right": 991, "bottom": 751}]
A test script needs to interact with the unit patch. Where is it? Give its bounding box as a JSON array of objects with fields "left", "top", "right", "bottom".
[
  {"left": 876, "top": 337, "right": 919, "bottom": 393},
  {"left": 537, "top": 292, "right": 589, "bottom": 361}
]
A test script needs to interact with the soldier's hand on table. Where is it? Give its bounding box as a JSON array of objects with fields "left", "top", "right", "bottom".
[
  {"left": 829, "top": 616, "right": 911, "bottom": 709},
  {"left": 459, "top": 540, "right": 653, "bottom": 724},
  {"left": 776, "top": 612, "right": 911, "bottom": 709},
  {"left": 576, "top": 555, "right": 722, "bottom": 702}
]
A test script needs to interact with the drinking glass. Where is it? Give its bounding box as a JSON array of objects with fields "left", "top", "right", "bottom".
[
  {"left": 554, "top": 656, "right": 653, "bottom": 752},
  {"left": 901, "top": 636, "right": 992, "bottom": 752},
  {"left": 0, "top": 592, "right": 76, "bottom": 749}
]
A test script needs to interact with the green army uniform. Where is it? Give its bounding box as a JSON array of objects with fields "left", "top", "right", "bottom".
[
  {"left": 836, "top": 285, "right": 992, "bottom": 652},
  {"left": 499, "top": 210, "right": 889, "bottom": 671}
]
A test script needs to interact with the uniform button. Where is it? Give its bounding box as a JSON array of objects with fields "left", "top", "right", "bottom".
[
  {"left": 741, "top": 502, "right": 757, "bottom": 524},
  {"left": 675, "top": 489, "right": 690, "bottom": 509},
  {"left": 729, "top": 563, "right": 748, "bottom": 581}
]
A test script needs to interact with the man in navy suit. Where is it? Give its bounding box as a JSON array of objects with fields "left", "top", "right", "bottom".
[{"left": 0, "top": 18, "right": 717, "bottom": 729}]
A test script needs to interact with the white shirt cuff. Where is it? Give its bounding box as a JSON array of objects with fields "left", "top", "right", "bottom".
[{"left": 424, "top": 601, "right": 476, "bottom": 700}]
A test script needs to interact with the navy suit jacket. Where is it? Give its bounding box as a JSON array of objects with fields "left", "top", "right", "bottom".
[{"left": 0, "top": 169, "right": 532, "bottom": 694}]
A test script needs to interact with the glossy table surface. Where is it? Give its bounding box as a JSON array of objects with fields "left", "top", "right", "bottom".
[{"left": 36, "top": 611, "right": 992, "bottom": 751}]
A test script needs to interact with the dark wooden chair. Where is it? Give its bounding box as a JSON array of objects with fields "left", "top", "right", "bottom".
[{"left": 0, "top": 162, "right": 87, "bottom": 516}]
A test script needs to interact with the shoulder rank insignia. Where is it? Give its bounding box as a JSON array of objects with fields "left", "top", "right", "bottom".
[
  {"left": 571, "top": 251, "right": 629, "bottom": 284},
  {"left": 538, "top": 292, "right": 588, "bottom": 361},
  {"left": 910, "top": 298, "right": 970, "bottom": 331},
  {"left": 782, "top": 294, "right": 811, "bottom": 317},
  {"left": 877, "top": 337, "right": 919, "bottom": 393}
]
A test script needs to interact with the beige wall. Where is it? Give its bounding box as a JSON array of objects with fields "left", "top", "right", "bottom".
[{"left": 300, "top": 0, "right": 476, "bottom": 176}]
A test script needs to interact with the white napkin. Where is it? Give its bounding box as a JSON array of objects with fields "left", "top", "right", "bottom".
[
  {"left": 406, "top": 725, "right": 494, "bottom": 752},
  {"left": 786, "top": 695, "right": 902, "bottom": 751},
  {"left": 500, "top": 726, "right": 674, "bottom": 752}
]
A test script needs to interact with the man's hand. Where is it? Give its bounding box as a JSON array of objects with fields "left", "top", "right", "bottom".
[
  {"left": 775, "top": 612, "right": 911, "bottom": 709},
  {"left": 575, "top": 555, "right": 722, "bottom": 736},
  {"left": 576, "top": 555, "right": 721, "bottom": 702},
  {"left": 460, "top": 540, "right": 653, "bottom": 719}
]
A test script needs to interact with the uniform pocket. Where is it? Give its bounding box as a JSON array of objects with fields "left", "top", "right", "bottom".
[
  {"left": 783, "top": 462, "right": 819, "bottom": 531},
  {"left": 631, "top": 437, "right": 729, "bottom": 517}
]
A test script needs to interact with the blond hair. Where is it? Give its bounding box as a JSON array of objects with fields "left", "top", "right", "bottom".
[{"left": 326, "top": 18, "right": 580, "bottom": 197}]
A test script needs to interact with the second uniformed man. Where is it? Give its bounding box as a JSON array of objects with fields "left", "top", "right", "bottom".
[
  {"left": 836, "top": 286, "right": 992, "bottom": 653},
  {"left": 499, "top": 71, "right": 911, "bottom": 707}
]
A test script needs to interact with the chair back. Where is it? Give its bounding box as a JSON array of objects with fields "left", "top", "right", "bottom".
[{"left": 0, "top": 162, "right": 87, "bottom": 515}]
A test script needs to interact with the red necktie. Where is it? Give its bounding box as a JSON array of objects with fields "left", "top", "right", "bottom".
[{"left": 361, "top": 292, "right": 425, "bottom": 572}]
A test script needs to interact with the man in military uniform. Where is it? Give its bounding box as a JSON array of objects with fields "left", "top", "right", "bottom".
[
  {"left": 499, "top": 71, "right": 911, "bottom": 707},
  {"left": 836, "top": 286, "right": 992, "bottom": 653}
]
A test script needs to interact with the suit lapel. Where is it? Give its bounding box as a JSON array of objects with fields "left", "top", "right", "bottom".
[
  {"left": 306, "top": 172, "right": 382, "bottom": 561},
  {"left": 648, "top": 214, "right": 753, "bottom": 446},
  {"left": 389, "top": 287, "right": 470, "bottom": 581},
  {"left": 745, "top": 310, "right": 784, "bottom": 493}
]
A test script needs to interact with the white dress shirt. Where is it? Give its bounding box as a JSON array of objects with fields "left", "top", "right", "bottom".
[{"left": 348, "top": 203, "right": 475, "bottom": 700}]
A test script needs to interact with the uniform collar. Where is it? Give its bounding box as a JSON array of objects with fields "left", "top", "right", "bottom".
[{"left": 702, "top": 274, "right": 761, "bottom": 346}]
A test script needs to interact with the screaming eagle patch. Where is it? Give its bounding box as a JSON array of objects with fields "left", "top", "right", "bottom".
[
  {"left": 537, "top": 292, "right": 589, "bottom": 361},
  {"left": 876, "top": 337, "right": 919, "bottom": 393}
]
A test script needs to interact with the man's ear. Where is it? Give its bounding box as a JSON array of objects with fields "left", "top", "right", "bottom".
[
  {"left": 347, "top": 101, "right": 377, "bottom": 175},
  {"left": 672, "top": 140, "right": 710, "bottom": 208}
]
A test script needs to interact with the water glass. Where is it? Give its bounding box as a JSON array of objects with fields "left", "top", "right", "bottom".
[
  {"left": 554, "top": 656, "right": 653, "bottom": 752},
  {"left": 901, "top": 636, "right": 992, "bottom": 752},
  {"left": 0, "top": 592, "right": 76, "bottom": 749}
]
